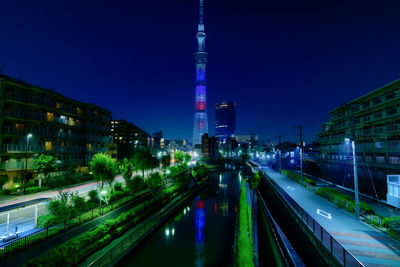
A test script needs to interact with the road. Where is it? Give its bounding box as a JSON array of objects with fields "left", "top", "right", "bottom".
[
  {"left": 0, "top": 174, "right": 128, "bottom": 239},
  {"left": 261, "top": 166, "right": 400, "bottom": 267}
]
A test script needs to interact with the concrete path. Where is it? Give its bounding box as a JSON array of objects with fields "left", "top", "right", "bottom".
[{"left": 261, "top": 166, "right": 400, "bottom": 267}]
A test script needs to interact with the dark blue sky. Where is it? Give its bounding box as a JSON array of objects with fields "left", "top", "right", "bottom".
[{"left": 1, "top": 0, "right": 400, "bottom": 143}]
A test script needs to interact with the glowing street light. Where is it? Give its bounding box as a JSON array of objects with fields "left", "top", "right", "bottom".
[{"left": 345, "top": 138, "right": 359, "bottom": 220}]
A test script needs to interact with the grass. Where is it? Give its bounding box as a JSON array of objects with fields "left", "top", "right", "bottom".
[
  {"left": 315, "top": 187, "right": 374, "bottom": 215},
  {"left": 237, "top": 183, "right": 254, "bottom": 267},
  {"left": 281, "top": 169, "right": 316, "bottom": 186}
]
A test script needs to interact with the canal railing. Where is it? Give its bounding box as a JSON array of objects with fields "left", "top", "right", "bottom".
[
  {"left": 84, "top": 182, "right": 206, "bottom": 267},
  {"left": 261, "top": 171, "right": 364, "bottom": 267}
]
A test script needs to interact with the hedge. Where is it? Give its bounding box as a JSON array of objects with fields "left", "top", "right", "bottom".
[
  {"left": 27, "top": 184, "right": 186, "bottom": 266},
  {"left": 281, "top": 169, "right": 316, "bottom": 186}
]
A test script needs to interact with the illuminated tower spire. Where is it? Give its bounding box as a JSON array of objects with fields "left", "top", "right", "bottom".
[{"left": 193, "top": 0, "right": 208, "bottom": 145}]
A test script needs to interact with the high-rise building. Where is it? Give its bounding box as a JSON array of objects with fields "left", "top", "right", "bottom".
[
  {"left": 317, "top": 78, "right": 400, "bottom": 198},
  {"left": 0, "top": 74, "right": 111, "bottom": 186},
  {"left": 193, "top": 0, "right": 208, "bottom": 145},
  {"left": 215, "top": 101, "right": 236, "bottom": 143}
]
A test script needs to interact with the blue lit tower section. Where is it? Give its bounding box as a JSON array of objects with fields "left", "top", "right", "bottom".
[{"left": 193, "top": 0, "right": 209, "bottom": 145}]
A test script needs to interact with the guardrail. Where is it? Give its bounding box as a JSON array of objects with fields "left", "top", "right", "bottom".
[
  {"left": 261, "top": 172, "right": 364, "bottom": 267},
  {"left": 0, "top": 228, "right": 49, "bottom": 259}
]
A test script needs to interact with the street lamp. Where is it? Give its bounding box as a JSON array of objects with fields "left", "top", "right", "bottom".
[
  {"left": 99, "top": 188, "right": 107, "bottom": 214},
  {"left": 345, "top": 138, "right": 360, "bottom": 220},
  {"left": 24, "top": 134, "right": 33, "bottom": 193}
]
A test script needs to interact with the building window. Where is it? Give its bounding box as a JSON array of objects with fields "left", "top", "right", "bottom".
[
  {"left": 46, "top": 112, "right": 55, "bottom": 122},
  {"left": 15, "top": 124, "right": 24, "bottom": 128},
  {"left": 386, "top": 107, "right": 397, "bottom": 116},
  {"left": 389, "top": 157, "right": 400, "bottom": 165},
  {"left": 374, "top": 112, "right": 382, "bottom": 119},
  {"left": 56, "top": 102, "right": 61, "bottom": 109},
  {"left": 376, "top": 156, "right": 385, "bottom": 163},
  {"left": 375, "top": 142, "right": 383, "bottom": 148},
  {"left": 45, "top": 141, "right": 52, "bottom": 151},
  {"left": 76, "top": 108, "right": 82, "bottom": 115},
  {"left": 362, "top": 101, "right": 370, "bottom": 109},
  {"left": 386, "top": 91, "right": 396, "bottom": 101},
  {"left": 373, "top": 97, "right": 382, "bottom": 105}
]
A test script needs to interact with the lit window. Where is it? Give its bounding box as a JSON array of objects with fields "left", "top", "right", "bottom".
[
  {"left": 15, "top": 124, "right": 24, "bottom": 128},
  {"left": 45, "top": 141, "right": 52, "bottom": 151},
  {"left": 56, "top": 102, "right": 61, "bottom": 109},
  {"left": 47, "top": 112, "right": 55, "bottom": 122}
]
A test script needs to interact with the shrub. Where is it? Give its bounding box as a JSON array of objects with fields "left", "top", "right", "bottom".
[
  {"left": 146, "top": 172, "right": 162, "bottom": 188},
  {"left": 88, "top": 189, "right": 99, "bottom": 203},
  {"left": 72, "top": 195, "right": 86, "bottom": 213},
  {"left": 37, "top": 214, "right": 59, "bottom": 228},
  {"left": 25, "top": 186, "right": 50, "bottom": 194},
  {"left": 113, "top": 182, "right": 123, "bottom": 192}
]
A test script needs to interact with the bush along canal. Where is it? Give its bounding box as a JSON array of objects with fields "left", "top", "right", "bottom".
[{"left": 116, "top": 171, "right": 242, "bottom": 267}]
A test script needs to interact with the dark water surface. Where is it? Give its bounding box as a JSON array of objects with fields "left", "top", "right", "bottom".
[{"left": 117, "top": 171, "right": 242, "bottom": 267}]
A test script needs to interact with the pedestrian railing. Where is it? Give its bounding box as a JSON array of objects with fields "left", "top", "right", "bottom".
[
  {"left": 0, "top": 227, "right": 50, "bottom": 259},
  {"left": 261, "top": 172, "right": 364, "bottom": 267}
]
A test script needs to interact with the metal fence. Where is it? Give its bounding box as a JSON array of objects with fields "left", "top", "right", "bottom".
[
  {"left": 0, "top": 227, "right": 50, "bottom": 259},
  {"left": 262, "top": 173, "right": 364, "bottom": 267}
]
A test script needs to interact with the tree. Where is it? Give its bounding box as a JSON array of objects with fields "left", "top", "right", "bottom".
[
  {"left": 249, "top": 172, "right": 261, "bottom": 189},
  {"left": 33, "top": 154, "right": 57, "bottom": 189},
  {"left": 89, "top": 153, "right": 117, "bottom": 187},
  {"left": 48, "top": 191, "right": 76, "bottom": 229},
  {"left": 0, "top": 174, "right": 8, "bottom": 190},
  {"left": 151, "top": 156, "right": 160, "bottom": 173},
  {"left": 132, "top": 149, "right": 153, "bottom": 179},
  {"left": 120, "top": 158, "right": 135, "bottom": 194},
  {"left": 241, "top": 154, "right": 250, "bottom": 163},
  {"left": 161, "top": 155, "right": 171, "bottom": 169},
  {"left": 67, "top": 162, "right": 79, "bottom": 174},
  {"left": 184, "top": 153, "right": 191, "bottom": 163},
  {"left": 174, "top": 151, "right": 184, "bottom": 164}
]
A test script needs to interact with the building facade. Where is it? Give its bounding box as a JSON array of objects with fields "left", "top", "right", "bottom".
[
  {"left": 109, "top": 119, "right": 150, "bottom": 159},
  {"left": 201, "top": 133, "right": 218, "bottom": 160},
  {"left": 193, "top": 0, "right": 209, "bottom": 145},
  {"left": 317, "top": 79, "right": 400, "bottom": 198},
  {"left": 215, "top": 101, "right": 236, "bottom": 143},
  {"left": 0, "top": 74, "right": 111, "bottom": 185}
]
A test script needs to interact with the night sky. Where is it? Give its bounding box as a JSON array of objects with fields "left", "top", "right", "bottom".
[{"left": 1, "top": 0, "right": 400, "bottom": 144}]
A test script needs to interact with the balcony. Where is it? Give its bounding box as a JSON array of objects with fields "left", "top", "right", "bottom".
[
  {"left": 0, "top": 160, "right": 34, "bottom": 171},
  {"left": 4, "top": 109, "right": 46, "bottom": 121},
  {"left": 6, "top": 91, "right": 57, "bottom": 108},
  {"left": 2, "top": 144, "right": 84, "bottom": 153}
]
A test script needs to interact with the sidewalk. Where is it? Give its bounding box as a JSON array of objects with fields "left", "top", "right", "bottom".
[{"left": 262, "top": 166, "right": 400, "bottom": 267}]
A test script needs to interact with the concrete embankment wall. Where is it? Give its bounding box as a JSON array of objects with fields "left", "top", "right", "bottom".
[{"left": 258, "top": 173, "right": 341, "bottom": 267}]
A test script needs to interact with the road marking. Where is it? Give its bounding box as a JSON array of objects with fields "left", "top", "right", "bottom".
[
  {"left": 317, "top": 209, "right": 332, "bottom": 220},
  {"left": 286, "top": 186, "right": 295, "bottom": 191}
]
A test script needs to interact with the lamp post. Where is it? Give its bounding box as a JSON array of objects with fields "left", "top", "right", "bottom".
[
  {"left": 23, "top": 134, "right": 32, "bottom": 194},
  {"left": 99, "top": 188, "right": 107, "bottom": 214},
  {"left": 345, "top": 138, "right": 360, "bottom": 220}
]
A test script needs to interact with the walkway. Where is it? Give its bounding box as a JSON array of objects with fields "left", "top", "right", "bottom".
[{"left": 261, "top": 166, "right": 400, "bottom": 267}]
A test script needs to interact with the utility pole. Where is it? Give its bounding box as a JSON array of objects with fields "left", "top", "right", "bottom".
[
  {"left": 295, "top": 125, "right": 304, "bottom": 185},
  {"left": 349, "top": 112, "right": 359, "bottom": 220}
]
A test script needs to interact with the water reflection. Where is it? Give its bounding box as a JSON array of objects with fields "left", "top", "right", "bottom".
[
  {"left": 195, "top": 197, "right": 205, "bottom": 266},
  {"left": 118, "top": 171, "right": 241, "bottom": 267}
]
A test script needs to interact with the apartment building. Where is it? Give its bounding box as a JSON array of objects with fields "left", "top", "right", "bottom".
[
  {"left": 318, "top": 79, "right": 400, "bottom": 197},
  {"left": 0, "top": 74, "right": 111, "bottom": 184}
]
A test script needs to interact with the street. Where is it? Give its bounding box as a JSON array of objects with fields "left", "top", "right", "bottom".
[{"left": 261, "top": 166, "right": 400, "bottom": 267}]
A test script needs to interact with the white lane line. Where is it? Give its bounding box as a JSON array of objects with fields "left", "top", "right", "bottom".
[
  {"left": 286, "top": 186, "right": 295, "bottom": 191},
  {"left": 317, "top": 209, "right": 332, "bottom": 220}
]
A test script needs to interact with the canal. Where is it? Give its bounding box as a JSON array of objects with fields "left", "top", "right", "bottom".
[{"left": 117, "top": 170, "right": 242, "bottom": 267}]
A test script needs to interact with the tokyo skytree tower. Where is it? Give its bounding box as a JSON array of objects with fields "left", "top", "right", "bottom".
[{"left": 192, "top": 0, "right": 208, "bottom": 145}]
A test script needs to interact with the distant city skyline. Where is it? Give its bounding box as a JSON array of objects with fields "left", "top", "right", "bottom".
[{"left": 1, "top": 0, "right": 400, "bottom": 143}]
